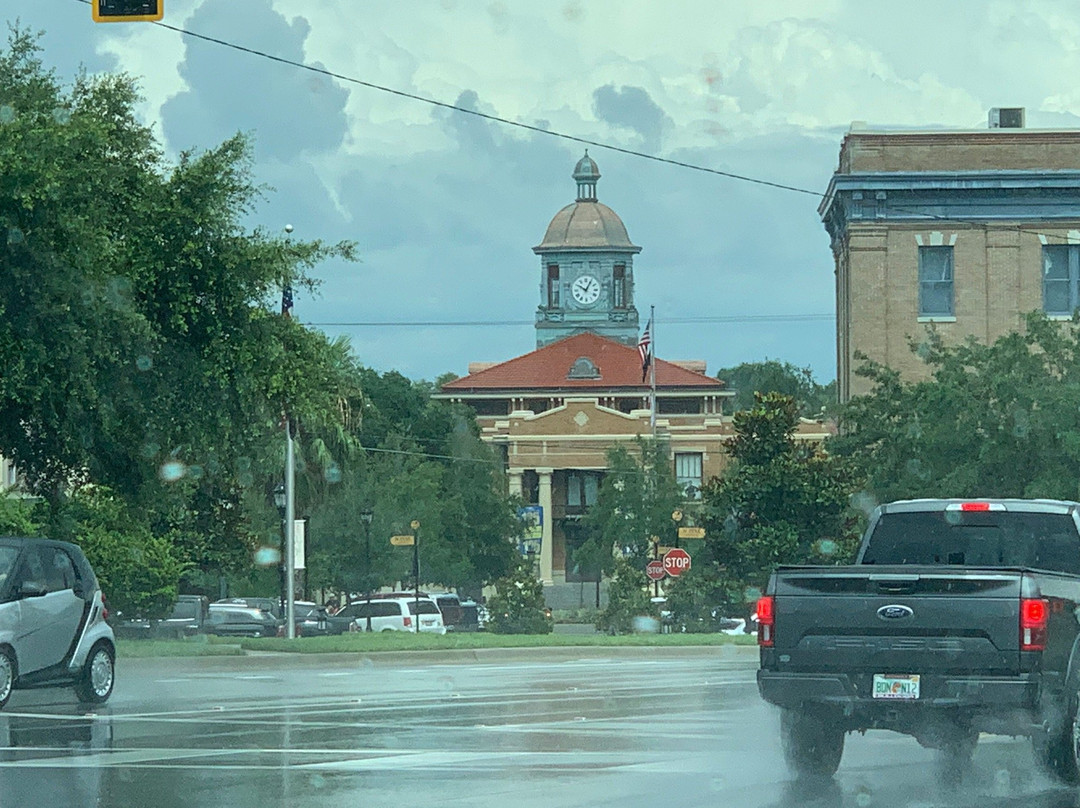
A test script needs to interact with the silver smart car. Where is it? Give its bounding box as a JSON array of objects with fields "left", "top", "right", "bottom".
[{"left": 0, "top": 537, "right": 116, "bottom": 709}]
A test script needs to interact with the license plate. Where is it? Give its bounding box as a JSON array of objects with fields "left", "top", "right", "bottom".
[{"left": 872, "top": 674, "right": 920, "bottom": 700}]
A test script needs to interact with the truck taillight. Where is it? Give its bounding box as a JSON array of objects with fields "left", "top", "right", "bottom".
[
  {"left": 756, "top": 595, "right": 775, "bottom": 647},
  {"left": 1021, "top": 598, "right": 1048, "bottom": 651},
  {"left": 403, "top": 616, "right": 413, "bottom": 628}
]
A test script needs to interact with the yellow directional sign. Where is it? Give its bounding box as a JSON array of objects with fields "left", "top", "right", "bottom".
[
  {"left": 390, "top": 535, "right": 415, "bottom": 546},
  {"left": 679, "top": 526, "right": 706, "bottom": 540},
  {"left": 657, "top": 546, "right": 674, "bottom": 556},
  {"left": 93, "top": 0, "right": 164, "bottom": 22}
]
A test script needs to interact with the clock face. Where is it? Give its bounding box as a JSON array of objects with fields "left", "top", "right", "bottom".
[{"left": 571, "top": 274, "right": 601, "bottom": 305}]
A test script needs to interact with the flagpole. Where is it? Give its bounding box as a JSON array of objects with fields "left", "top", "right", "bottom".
[{"left": 649, "top": 305, "right": 657, "bottom": 437}]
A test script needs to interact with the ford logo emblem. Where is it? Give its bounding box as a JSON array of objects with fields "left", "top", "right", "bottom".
[{"left": 878, "top": 604, "right": 914, "bottom": 621}]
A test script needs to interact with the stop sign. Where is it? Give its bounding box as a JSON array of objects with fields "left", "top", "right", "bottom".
[
  {"left": 645, "top": 559, "right": 666, "bottom": 581},
  {"left": 662, "top": 548, "right": 692, "bottom": 577}
]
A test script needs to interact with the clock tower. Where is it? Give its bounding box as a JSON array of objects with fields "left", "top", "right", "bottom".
[{"left": 534, "top": 152, "right": 641, "bottom": 348}]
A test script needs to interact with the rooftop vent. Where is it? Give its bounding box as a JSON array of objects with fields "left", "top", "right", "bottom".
[{"left": 989, "top": 107, "right": 1025, "bottom": 129}]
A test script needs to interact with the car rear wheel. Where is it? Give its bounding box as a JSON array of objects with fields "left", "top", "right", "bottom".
[
  {"left": 780, "top": 708, "right": 845, "bottom": 778},
  {"left": 0, "top": 647, "right": 15, "bottom": 709},
  {"left": 74, "top": 642, "right": 114, "bottom": 704}
]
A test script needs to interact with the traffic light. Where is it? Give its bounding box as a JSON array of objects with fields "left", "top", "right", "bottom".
[{"left": 92, "top": 0, "right": 163, "bottom": 23}]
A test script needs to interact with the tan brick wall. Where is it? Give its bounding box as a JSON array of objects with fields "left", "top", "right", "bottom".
[
  {"left": 843, "top": 220, "right": 1080, "bottom": 397},
  {"left": 840, "top": 131, "right": 1080, "bottom": 173}
]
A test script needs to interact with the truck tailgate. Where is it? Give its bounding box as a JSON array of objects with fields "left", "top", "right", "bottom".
[{"left": 773, "top": 566, "right": 1023, "bottom": 675}]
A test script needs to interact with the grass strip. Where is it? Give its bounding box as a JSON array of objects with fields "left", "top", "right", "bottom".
[{"left": 237, "top": 631, "right": 756, "bottom": 654}]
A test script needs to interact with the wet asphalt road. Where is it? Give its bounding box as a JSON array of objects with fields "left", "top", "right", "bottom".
[{"left": 1, "top": 646, "right": 1080, "bottom": 808}]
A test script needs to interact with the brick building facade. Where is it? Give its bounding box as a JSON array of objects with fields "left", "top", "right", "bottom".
[{"left": 820, "top": 120, "right": 1080, "bottom": 400}]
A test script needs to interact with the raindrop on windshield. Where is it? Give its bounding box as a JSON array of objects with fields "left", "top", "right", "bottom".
[
  {"left": 159, "top": 460, "right": 185, "bottom": 482},
  {"left": 324, "top": 462, "right": 342, "bottom": 484},
  {"left": 136, "top": 355, "right": 153, "bottom": 371},
  {"left": 0, "top": 105, "right": 14, "bottom": 124}
]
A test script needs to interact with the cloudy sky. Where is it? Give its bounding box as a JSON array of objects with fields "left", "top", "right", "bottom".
[{"left": 19, "top": 1, "right": 1080, "bottom": 383}]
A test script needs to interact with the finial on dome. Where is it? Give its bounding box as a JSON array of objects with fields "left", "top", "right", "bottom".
[{"left": 572, "top": 151, "right": 600, "bottom": 202}]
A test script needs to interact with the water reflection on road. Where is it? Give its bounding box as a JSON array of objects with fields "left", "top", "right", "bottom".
[{"left": 0, "top": 651, "right": 1076, "bottom": 808}]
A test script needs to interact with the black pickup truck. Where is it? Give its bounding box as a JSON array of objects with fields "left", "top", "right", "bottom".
[{"left": 757, "top": 498, "right": 1080, "bottom": 782}]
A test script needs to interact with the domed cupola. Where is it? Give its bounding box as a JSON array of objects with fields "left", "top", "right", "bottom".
[{"left": 533, "top": 153, "right": 641, "bottom": 348}]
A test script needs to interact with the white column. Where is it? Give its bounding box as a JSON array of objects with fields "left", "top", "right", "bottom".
[
  {"left": 508, "top": 470, "right": 524, "bottom": 498},
  {"left": 538, "top": 468, "right": 554, "bottom": 585}
]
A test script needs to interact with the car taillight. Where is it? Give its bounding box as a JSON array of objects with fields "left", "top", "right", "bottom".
[
  {"left": 101, "top": 595, "right": 110, "bottom": 622},
  {"left": 403, "top": 616, "right": 412, "bottom": 628},
  {"left": 1021, "top": 598, "right": 1048, "bottom": 651},
  {"left": 756, "top": 595, "right": 775, "bottom": 647}
]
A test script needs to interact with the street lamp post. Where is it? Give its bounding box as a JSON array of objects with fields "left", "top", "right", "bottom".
[
  {"left": 410, "top": 520, "right": 421, "bottom": 633},
  {"left": 274, "top": 483, "right": 287, "bottom": 617},
  {"left": 360, "top": 509, "right": 374, "bottom": 632}
]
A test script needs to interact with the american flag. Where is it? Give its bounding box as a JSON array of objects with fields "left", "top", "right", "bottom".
[
  {"left": 281, "top": 285, "right": 293, "bottom": 318},
  {"left": 638, "top": 318, "right": 652, "bottom": 382}
]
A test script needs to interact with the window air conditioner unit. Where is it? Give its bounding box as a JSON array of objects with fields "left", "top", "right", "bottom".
[{"left": 988, "top": 107, "right": 1025, "bottom": 128}]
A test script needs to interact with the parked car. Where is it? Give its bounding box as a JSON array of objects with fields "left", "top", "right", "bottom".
[
  {"left": 457, "top": 598, "right": 482, "bottom": 632},
  {"left": 206, "top": 604, "right": 279, "bottom": 637},
  {"left": 214, "top": 597, "right": 281, "bottom": 620},
  {"left": 425, "top": 592, "right": 465, "bottom": 631},
  {"left": 0, "top": 536, "right": 116, "bottom": 709},
  {"left": 289, "top": 601, "right": 356, "bottom": 637},
  {"left": 338, "top": 597, "right": 446, "bottom": 634},
  {"left": 155, "top": 595, "right": 209, "bottom": 639}
]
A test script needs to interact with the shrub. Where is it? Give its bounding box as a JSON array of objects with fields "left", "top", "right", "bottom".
[
  {"left": 596, "top": 557, "right": 653, "bottom": 635},
  {"left": 486, "top": 563, "right": 553, "bottom": 634}
]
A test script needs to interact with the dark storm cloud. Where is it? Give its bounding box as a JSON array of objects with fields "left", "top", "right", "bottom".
[
  {"left": 592, "top": 84, "right": 669, "bottom": 153},
  {"left": 161, "top": 0, "right": 349, "bottom": 161}
]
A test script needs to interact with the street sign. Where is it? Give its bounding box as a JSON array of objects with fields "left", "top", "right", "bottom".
[
  {"left": 678, "top": 526, "right": 706, "bottom": 540},
  {"left": 390, "top": 535, "right": 415, "bottom": 546},
  {"left": 663, "top": 548, "right": 692, "bottom": 577},
  {"left": 657, "top": 546, "right": 674, "bottom": 557},
  {"left": 645, "top": 559, "right": 666, "bottom": 581},
  {"left": 93, "top": 0, "right": 163, "bottom": 22}
]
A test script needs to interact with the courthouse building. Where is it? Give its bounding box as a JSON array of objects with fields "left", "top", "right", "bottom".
[
  {"left": 820, "top": 109, "right": 1080, "bottom": 401},
  {"left": 437, "top": 154, "right": 829, "bottom": 587}
]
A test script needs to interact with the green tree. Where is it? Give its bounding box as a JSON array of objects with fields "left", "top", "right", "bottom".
[
  {"left": 62, "top": 486, "right": 189, "bottom": 619},
  {"left": 716, "top": 360, "right": 837, "bottom": 418},
  {"left": 487, "top": 562, "right": 553, "bottom": 634},
  {"left": 0, "top": 31, "right": 359, "bottom": 583},
  {"left": 701, "top": 393, "right": 863, "bottom": 601},
  {"left": 833, "top": 313, "right": 1080, "bottom": 502},
  {"left": 305, "top": 373, "right": 518, "bottom": 598},
  {"left": 585, "top": 439, "right": 685, "bottom": 570}
]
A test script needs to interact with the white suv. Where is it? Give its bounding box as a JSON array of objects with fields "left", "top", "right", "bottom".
[{"left": 338, "top": 596, "right": 446, "bottom": 634}]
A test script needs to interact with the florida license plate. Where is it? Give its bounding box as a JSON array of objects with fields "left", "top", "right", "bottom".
[{"left": 872, "top": 674, "right": 920, "bottom": 700}]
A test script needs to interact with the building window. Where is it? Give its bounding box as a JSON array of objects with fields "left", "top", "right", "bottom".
[
  {"left": 547, "top": 265, "right": 560, "bottom": 308},
  {"left": 613, "top": 264, "right": 626, "bottom": 308},
  {"left": 675, "top": 453, "right": 703, "bottom": 500},
  {"left": 566, "top": 471, "right": 601, "bottom": 510},
  {"left": 1043, "top": 245, "right": 1080, "bottom": 316},
  {"left": 918, "top": 246, "right": 954, "bottom": 317}
]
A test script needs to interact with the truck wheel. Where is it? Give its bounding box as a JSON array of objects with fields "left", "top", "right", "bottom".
[
  {"left": 1033, "top": 693, "right": 1080, "bottom": 785},
  {"left": 781, "top": 709, "right": 845, "bottom": 778}
]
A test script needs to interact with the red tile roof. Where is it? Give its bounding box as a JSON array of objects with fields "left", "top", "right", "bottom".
[{"left": 440, "top": 333, "right": 725, "bottom": 391}]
